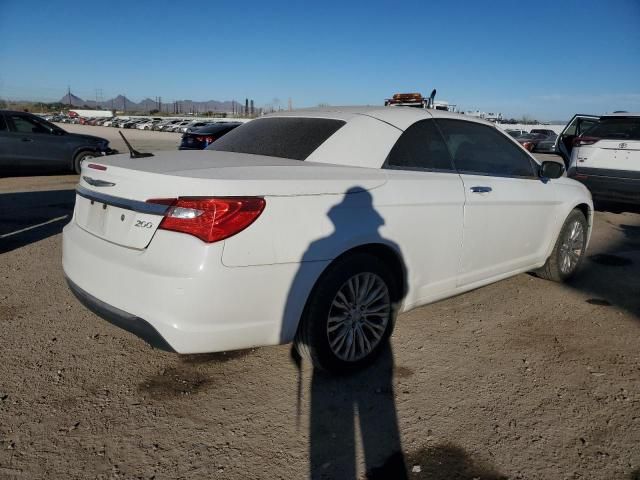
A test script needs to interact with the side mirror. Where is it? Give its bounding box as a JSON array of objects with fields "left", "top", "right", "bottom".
[{"left": 540, "top": 161, "right": 564, "bottom": 179}]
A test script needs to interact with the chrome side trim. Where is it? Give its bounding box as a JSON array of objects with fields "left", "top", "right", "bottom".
[{"left": 76, "top": 185, "right": 169, "bottom": 216}]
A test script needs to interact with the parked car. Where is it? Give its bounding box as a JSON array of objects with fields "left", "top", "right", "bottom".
[
  {"left": 505, "top": 128, "right": 527, "bottom": 138},
  {"left": 63, "top": 107, "right": 591, "bottom": 372},
  {"left": 533, "top": 133, "right": 559, "bottom": 153},
  {"left": 181, "top": 121, "right": 212, "bottom": 133},
  {"left": 155, "top": 119, "right": 182, "bottom": 131},
  {"left": 0, "top": 110, "right": 116, "bottom": 174},
  {"left": 554, "top": 114, "right": 600, "bottom": 165},
  {"left": 123, "top": 119, "right": 146, "bottom": 129},
  {"left": 566, "top": 112, "right": 640, "bottom": 204},
  {"left": 530, "top": 128, "right": 556, "bottom": 137},
  {"left": 179, "top": 122, "right": 241, "bottom": 150},
  {"left": 516, "top": 133, "right": 547, "bottom": 151},
  {"left": 166, "top": 120, "right": 191, "bottom": 132},
  {"left": 137, "top": 119, "right": 163, "bottom": 130}
]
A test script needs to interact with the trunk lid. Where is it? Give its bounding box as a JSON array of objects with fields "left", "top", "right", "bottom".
[{"left": 75, "top": 150, "right": 386, "bottom": 249}]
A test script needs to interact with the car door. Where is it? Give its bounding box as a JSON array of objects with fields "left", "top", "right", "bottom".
[
  {"left": 381, "top": 119, "right": 465, "bottom": 304},
  {"left": 555, "top": 114, "right": 599, "bottom": 165},
  {"left": 6, "top": 113, "right": 71, "bottom": 170},
  {"left": 436, "top": 119, "right": 561, "bottom": 288}
]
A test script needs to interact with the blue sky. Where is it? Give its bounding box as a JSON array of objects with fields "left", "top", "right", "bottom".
[{"left": 1, "top": 0, "right": 638, "bottom": 120}]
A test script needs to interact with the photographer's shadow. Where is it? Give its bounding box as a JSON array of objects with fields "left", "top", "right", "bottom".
[
  {"left": 309, "top": 344, "right": 407, "bottom": 479},
  {"left": 284, "top": 187, "right": 408, "bottom": 479}
]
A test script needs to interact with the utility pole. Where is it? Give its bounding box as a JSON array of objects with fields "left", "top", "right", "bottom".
[{"left": 67, "top": 86, "right": 72, "bottom": 109}]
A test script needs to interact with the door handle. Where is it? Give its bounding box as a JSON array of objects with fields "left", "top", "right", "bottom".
[
  {"left": 470, "top": 186, "right": 492, "bottom": 193},
  {"left": 21, "top": 137, "right": 33, "bottom": 142}
]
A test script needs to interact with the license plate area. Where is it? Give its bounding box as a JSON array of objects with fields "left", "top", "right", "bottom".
[{"left": 75, "top": 195, "right": 162, "bottom": 249}]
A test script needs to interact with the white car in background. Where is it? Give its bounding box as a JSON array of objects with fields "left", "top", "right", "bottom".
[
  {"left": 167, "top": 120, "right": 191, "bottom": 132},
  {"left": 63, "top": 107, "right": 592, "bottom": 372},
  {"left": 136, "top": 119, "right": 160, "bottom": 130},
  {"left": 180, "top": 121, "right": 212, "bottom": 133},
  {"left": 565, "top": 113, "right": 640, "bottom": 204}
]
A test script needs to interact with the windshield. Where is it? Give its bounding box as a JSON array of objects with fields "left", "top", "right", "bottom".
[
  {"left": 584, "top": 117, "right": 640, "bottom": 140},
  {"left": 207, "top": 117, "right": 346, "bottom": 160}
]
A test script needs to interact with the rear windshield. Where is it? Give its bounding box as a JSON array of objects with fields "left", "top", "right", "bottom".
[
  {"left": 207, "top": 117, "right": 346, "bottom": 160},
  {"left": 585, "top": 117, "right": 640, "bottom": 140}
]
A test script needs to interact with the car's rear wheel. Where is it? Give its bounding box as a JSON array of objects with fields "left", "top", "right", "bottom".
[
  {"left": 535, "top": 209, "right": 588, "bottom": 282},
  {"left": 294, "top": 252, "right": 398, "bottom": 372},
  {"left": 73, "top": 151, "right": 96, "bottom": 174}
]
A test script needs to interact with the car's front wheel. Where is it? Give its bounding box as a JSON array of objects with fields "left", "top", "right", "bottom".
[
  {"left": 294, "top": 252, "right": 399, "bottom": 372},
  {"left": 73, "top": 151, "right": 96, "bottom": 174},
  {"left": 535, "top": 209, "right": 588, "bottom": 282}
]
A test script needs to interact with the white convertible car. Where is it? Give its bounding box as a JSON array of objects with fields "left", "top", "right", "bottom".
[{"left": 62, "top": 107, "right": 592, "bottom": 371}]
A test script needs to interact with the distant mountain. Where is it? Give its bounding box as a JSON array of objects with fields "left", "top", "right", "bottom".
[
  {"left": 59, "top": 92, "right": 86, "bottom": 107},
  {"left": 57, "top": 92, "right": 239, "bottom": 113}
]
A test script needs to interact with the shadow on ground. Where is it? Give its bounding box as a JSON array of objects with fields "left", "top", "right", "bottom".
[
  {"left": 0, "top": 189, "right": 75, "bottom": 254},
  {"left": 565, "top": 202, "right": 640, "bottom": 318},
  {"left": 368, "top": 443, "right": 507, "bottom": 480}
]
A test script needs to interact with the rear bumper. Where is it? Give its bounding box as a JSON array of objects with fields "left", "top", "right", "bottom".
[
  {"left": 66, "top": 276, "right": 175, "bottom": 352},
  {"left": 62, "top": 220, "right": 319, "bottom": 353},
  {"left": 568, "top": 168, "right": 640, "bottom": 204}
]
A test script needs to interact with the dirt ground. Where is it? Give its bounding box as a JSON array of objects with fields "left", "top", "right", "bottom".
[{"left": 1, "top": 138, "right": 639, "bottom": 479}]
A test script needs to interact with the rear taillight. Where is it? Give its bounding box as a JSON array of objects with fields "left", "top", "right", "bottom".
[
  {"left": 195, "top": 135, "right": 216, "bottom": 144},
  {"left": 521, "top": 141, "right": 534, "bottom": 151},
  {"left": 146, "top": 197, "right": 265, "bottom": 243},
  {"left": 573, "top": 136, "right": 600, "bottom": 147}
]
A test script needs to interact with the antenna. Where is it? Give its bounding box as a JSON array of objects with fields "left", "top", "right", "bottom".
[
  {"left": 428, "top": 89, "right": 437, "bottom": 109},
  {"left": 118, "top": 131, "right": 154, "bottom": 159}
]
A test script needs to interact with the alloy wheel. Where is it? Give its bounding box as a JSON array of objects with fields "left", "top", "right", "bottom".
[
  {"left": 559, "top": 220, "right": 584, "bottom": 274},
  {"left": 326, "top": 272, "right": 391, "bottom": 362}
]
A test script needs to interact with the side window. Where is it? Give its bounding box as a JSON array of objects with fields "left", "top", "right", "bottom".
[
  {"left": 385, "top": 120, "right": 453, "bottom": 171},
  {"left": 577, "top": 119, "right": 598, "bottom": 135},
  {"left": 9, "top": 115, "right": 51, "bottom": 134},
  {"left": 0, "top": 115, "right": 7, "bottom": 132},
  {"left": 437, "top": 119, "right": 536, "bottom": 177}
]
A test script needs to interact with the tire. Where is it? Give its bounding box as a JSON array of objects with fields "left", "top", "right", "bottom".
[
  {"left": 534, "top": 209, "right": 588, "bottom": 282},
  {"left": 73, "top": 151, "right": 97, "bottom": 174},
  {"left": 294, "top": 252, "right": 399, "bottom": 373}
]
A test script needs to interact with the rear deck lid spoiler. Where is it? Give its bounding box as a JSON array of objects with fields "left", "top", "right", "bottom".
[{"left": 76, "top": 185, "right": 169, "bottom": 216}]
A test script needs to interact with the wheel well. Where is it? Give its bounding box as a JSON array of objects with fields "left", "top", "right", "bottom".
[
  {"left": 575, "top": 203, "right": 591, "bottom": 224},
  {"left": 330, "top": 243, "right": 407, "bottom": 302},
  {"left": 71, "top": 148, "right": 99, "bottom": 171}
]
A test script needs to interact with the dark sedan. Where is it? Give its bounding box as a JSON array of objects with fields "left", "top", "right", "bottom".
[
  {"left": 532, "top": 133, "right": 558, "bottom": 153},
  {"left": 179, "top": 122, "right": 242, "bottom": 150},
  {"left": 517, "top": 133, "right": 551, "bottom": 152},
  {"left": 0, "top": 110, "right": 116, "bottom": 175}
]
